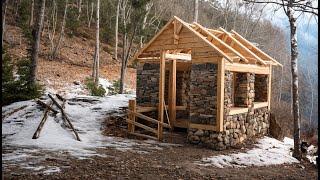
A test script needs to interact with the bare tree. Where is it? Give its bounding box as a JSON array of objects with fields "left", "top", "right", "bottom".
[
  {"left": 115, "top": 0, "right": 120, "bottom": 61},
  {"left": 92, "top": 0, "right": 100, "bottom": 86},
  {"left": 194, "top": 0, "right": 199, "bottom": 22},
  {"left": 48, "top": 0, "right": 58, "bottom": 57},
  {"left": 2, "top": 0, "right": 7, "bottom": 45},
  {"left": 87, "top": 1, "right": 94, "bottom": 28},
  {"left": 51, "top": 0, "right": 68, "bottom": 59},
  {"left": 244, "top": 0, "right": 318, "bottom": 160},
  {"left": 29, "top": 0, "right": 34, "bottom": 27},
  {"left": 30, "top": 0, "right": 46, "bottom": 84},
  {"left": 77, "top": 0, "right": 82, "bottom": 20}
]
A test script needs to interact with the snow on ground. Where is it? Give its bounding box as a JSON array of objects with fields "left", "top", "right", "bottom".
[
  {"left": 2, "top": 88, "right": 179, "bottom": 174},
  {"left": 196, "top": 136, "right": 300, "bottom": 168}
]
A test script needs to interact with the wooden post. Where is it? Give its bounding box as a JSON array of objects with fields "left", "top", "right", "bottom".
[
  {"left": 158, "top": 51, "right": 165, "bottom": 140},
  {"left": 168, "top": 59, "right": 176, "bottom": 127},
  {"left": 217, "top": 59, "right": 225, "bottom": 132},
  {"left": 267, "top": 65, "right": 272, "bottom": 111},
  {"left": 128, "top": 99, "right": 136, "bottom": 132}
]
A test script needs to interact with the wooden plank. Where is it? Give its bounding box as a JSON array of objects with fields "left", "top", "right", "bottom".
[
  {"left": 168, "top": 59, "right": 176, "bottom": 127},
  {"left": 231, "top": 30, "right": 282, "bottom": 67},
  {"left": 174, "top": 19, "right": 178, "bottom": 44},
  {"left": 32, "top": 102, "right": 53, "bottom": 139},
  {"left": 253, "top": 102, "right": 268, "bottom": 109},
  {"left": 128, "top": 132, "right": 158, "bottom": 140},
  {"left": 216, "top": 59, "right": 225, "bottom": 132},
  {"left": 126, "top": 119, "right": 157, "bottom": 134},
  {"left": 189, "top": 123, "right": 217, "bottom": 131},
  {"left": 127, "top": 110, "right": 171, "bottom": 128},
  {"left": 158, "top": 51, "right": 165, "bottom": 141},
  {"left": 267, "top": 65, "right": 272, "bottom": 110},
  {"left": 128, "top": 99, "right": 136, "bottom": 133},
  {"left": 146, "top": 42, "right": 207, "bottom": 52},
  {"left": 136, "top": 105, "right": 187, "bottom": 113},
  {"left": 225, "top": 62, "right": 270, "bottom": 74},
  {"left": 229, "top": 107, "right": 248, "bottom": 115},
  {"left": 192, "top": 57, "right": 219, "bottom": 64},
  {"left": 165, "top": 53, "right": 191, "bottom": 61}
]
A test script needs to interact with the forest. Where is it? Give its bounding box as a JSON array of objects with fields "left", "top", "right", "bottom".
[{"left": 2, "top": 0, "right": 318, "bottom": 178}]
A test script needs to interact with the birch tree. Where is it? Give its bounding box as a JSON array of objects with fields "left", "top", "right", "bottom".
[
  {"left": 77, "top": 0, "right": 82, "bottom": 20},
  {"left": 194, "top": 0, "right": 199, "bottom": 22},
  {"left": 2, "top": 0, "right": 7, "bottom": 46},
  {"left": 92, "top": 0, "right": 100, "bottom": 86},
  {"left": 30, "top": 0, "right": 46, "bottom": 84},
  {"left": 244, "top": 0, "right": 318, "bottom": 160},
  {"left": 51, "top": 0, "right": 68, "bottom": 59},
  {"left": 115, "top": 0, "right": 120, "bottom": 61},
  {"left": 29, "top": 0, "right": 34, "bottom": 27}
]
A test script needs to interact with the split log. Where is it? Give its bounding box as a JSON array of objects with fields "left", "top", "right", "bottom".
[
  {"left": 48, "top": 94, "right": 81, "bottom": 141},
  {"left": 56, "top": 93, "right": 66, "bottom": 109},
  {"left": 37, "top": 100, "right": 59, "bottom": 114},
  {"left": 32, "top": 101, "right": 53, "bottom": 139}
]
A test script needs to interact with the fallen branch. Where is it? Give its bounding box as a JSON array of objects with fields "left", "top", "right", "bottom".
[
  {"left": 32, "top": 101, "right": 53, "bottom": 139},
  {"left": 37, "top": 100, "right": 59, "bottom": 114},
  {"left": 48, "top": 94, "right": 81, "bottom": 141}
]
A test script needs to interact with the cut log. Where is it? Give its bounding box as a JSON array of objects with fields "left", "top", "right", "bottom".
[
  {"left": 127, "top": 132, "right": 157, "bottom": 140},
  {"left": 32, "top": 102, "right": 53, "bottom": 139},
  {"left": 48, "top": 94, "right": 81, "bottom": 141}
]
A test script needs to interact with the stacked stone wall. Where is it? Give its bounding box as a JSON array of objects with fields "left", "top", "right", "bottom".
[
  {"left": 255, "top": 75, "right": 268, "bottom": 102},
  {"left": 189, "top": 63, "right": 217, "bottom": 125}
]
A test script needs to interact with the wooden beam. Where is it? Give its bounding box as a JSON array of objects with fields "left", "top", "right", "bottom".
[
  {"left": 158, "top": 51, "right": 165, "bottom": 140},
  {"left": 231, "top": 29, "right": 282, "bottom": 67},
  {"left": 128, "top": 99, "right": 136, "bottom": 133},
  {"left": 225, "top": 62, "right": 270, "bottom": 74},
  {"left": 193, "top": 22, "right": 249, "bottom": 63},
  {"left": 267, "top": 65, "right": 272, "bottom": 110},
  {"left": 189, "top": 123, "right": 217, "bottom": 131},
  {"left": 127, "top": 110, "right": 171, "bottom": 128},
  {"left": 173, "top": 16, "right": 233, "bottom": 63},
  {"left": 174, "top": 19, "right": 179, "bottom": 44},
  {"left": 126, "top": 119, "right": 157, "bottom": 134},
  {"left": 219, "top": 27, "right": 267, "bottom": 66},
  {"left": 168, "top": 59, "right": 176, "bottom": 127},
  {"left": 165, "top": 53, "right": 191, "bottom": 61},
  {"left": 217, "top": 59, "right": 225, "bottom": 132}
]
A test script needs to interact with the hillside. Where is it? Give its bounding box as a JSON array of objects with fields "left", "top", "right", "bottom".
[{"left": 4, "top": 23, "right": 136, "bottom": 95}]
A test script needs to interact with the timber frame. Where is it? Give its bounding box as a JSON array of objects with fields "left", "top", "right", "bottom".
[{"left": 127, "top": 16, "right": 282, "bottom": 141}]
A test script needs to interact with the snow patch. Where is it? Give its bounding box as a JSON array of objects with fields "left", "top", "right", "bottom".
[{"left": 196, "top": 136, "right": 300, "bottom": 168}]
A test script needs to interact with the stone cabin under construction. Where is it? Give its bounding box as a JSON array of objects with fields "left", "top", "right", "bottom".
[{"left": 126, "top": 16, "right": 282, "bottom": 150}]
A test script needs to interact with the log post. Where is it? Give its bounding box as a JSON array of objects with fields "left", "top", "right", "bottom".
[
  {"left": 168, "top": 59, "right": 176, "bottom": 127},
  {"left": 128, "top": 99, "right": 136, "bottom": 133},
  {"left": 158, "top": 51, "right": 165, "bottom": 141}
]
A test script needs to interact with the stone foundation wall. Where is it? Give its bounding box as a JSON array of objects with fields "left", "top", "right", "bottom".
[
  {"left": 189, "top": 63, "right": 217, "bottom": 125},
  {"left": 255, "top": 75, "right": 268, "bottom": 102},
  {"left": 187, "top": 107, "right": 269, "bottom": 150},
  {"left": 234, "top": 73, "right": 255, "bottom": 107},
  {"left": 136, "top": 63, "right": 160, "bottom": 106}
]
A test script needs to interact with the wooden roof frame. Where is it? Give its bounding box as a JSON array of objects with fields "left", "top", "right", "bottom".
[{"left": 132, "top": 16, "right": 282, "bottom": 67}]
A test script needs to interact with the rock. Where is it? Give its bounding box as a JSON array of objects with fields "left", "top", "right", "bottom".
[
  {"left": 241, "top": 125, "right": 246, "bottom": 134},
  {"left": 239, "top": 136, "right": 245, "bottom": 143},
  {"left": 73, "top": 81, "right": 81, "bottom": 85},
  {"left": 194, "top": 129, "right": 204, "bottom": 136},
  {"left": 189, "top": 135, "right": 200, "bottom": 144}
]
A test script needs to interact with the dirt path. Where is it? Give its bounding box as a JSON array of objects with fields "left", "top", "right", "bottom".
[{"left": 3, "top": 137, "right": 317, "bottom": 180}]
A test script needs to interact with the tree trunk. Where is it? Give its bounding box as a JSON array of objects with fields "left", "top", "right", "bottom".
[
  {"left": 77, "top": 0, "right": 82, "bottom": 20},
  {"left": 88, "top": 2, "right": 94, "bottom": 28},
  {"left": 30, "top": 0, "right": 46, "bottom": 84},
  {"left": 2, "top": 0, "right": 7, "bottom": 45},
  {"left": 51, "top": 0, "right": 68, "bottom": 60},
  {"left": 194, "top": 0, "right": 198, "bottom": 23},
  {"left": 115, "top": 0, "right": 120, "bottom": 61},
  {"left": 306, "top": 68, "right": 314, "bottom": 126},
  {"left": 288, "top": 5, "right": 301, "bottom": 160},
  {"left": 93, "top": 0, "right": 100, "bottom": 86},
  {"left": 29, "top": 0, "right": 34, "bottom": 27}
]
